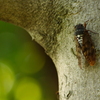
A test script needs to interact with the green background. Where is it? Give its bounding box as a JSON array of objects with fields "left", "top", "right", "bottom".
[{"left": 0, "top": 21, "right": 58, "bottom": 100}]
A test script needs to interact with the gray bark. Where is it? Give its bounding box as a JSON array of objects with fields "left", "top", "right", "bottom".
[{"left": 0, "top": 0, "right": 100, "bottom": 100}]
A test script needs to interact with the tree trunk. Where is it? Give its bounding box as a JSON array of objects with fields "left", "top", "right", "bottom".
[{"left": 0, "top": 0, "right": 100, "bottom": 100}]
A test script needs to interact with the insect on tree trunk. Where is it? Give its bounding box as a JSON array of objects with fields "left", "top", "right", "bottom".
[
  {"left": 74, "top": 21, "right": 96, "bottom": 68},
  {"left": 0, "top": 0, "right": 100, "bottom": 100}
]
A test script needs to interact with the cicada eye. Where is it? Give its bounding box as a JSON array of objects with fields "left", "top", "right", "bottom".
[
  {"left": 74, "top": 25, "right": 78, "bottom": 29},
  {"left": 74, "top": 26, "right": 76, "bottom": 28}
]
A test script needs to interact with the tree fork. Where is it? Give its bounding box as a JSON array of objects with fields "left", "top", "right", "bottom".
[{"left": 0, "top": 0, "right": 100, "bottom": 100}]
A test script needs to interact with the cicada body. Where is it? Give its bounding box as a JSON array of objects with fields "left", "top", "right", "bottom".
[{"left": 74, "top": 22, "right": 96, "bottom": 67}]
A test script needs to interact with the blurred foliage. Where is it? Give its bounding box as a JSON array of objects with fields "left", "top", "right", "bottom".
[{"left": 0, "top": 21, "right": 58, "bottom": 100}]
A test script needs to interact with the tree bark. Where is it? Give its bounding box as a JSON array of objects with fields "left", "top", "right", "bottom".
[{"left": 0, "top": 0, "right": 100, "bottom": 100}]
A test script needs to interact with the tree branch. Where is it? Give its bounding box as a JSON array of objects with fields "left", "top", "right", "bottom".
[{"left": 1, "top": 0, "right": 100, "bottom": 100}]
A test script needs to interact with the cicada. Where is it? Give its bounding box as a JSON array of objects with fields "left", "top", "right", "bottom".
[{"left": 74, "top": 21, "right": 96, "bottom": 68}]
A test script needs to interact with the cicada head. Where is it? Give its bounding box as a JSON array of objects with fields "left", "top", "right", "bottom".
[
  {"left": 74, "top": 24, "right": 85, "bottom": 36},
  {"left": 75, "top": 24, "right": 85, "bottom": 30}
]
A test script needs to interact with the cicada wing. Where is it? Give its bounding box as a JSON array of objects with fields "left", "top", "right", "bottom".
[
  {"left": 75, "top": 36, "right": 84, "bottom": 68},
  {"left": 82, "top": 31, "right": 96, "bottom": 66}
]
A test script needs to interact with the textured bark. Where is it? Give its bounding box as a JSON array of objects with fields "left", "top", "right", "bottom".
[{"left": 0, "top": 0, "right": 100, "bottom": 100}]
